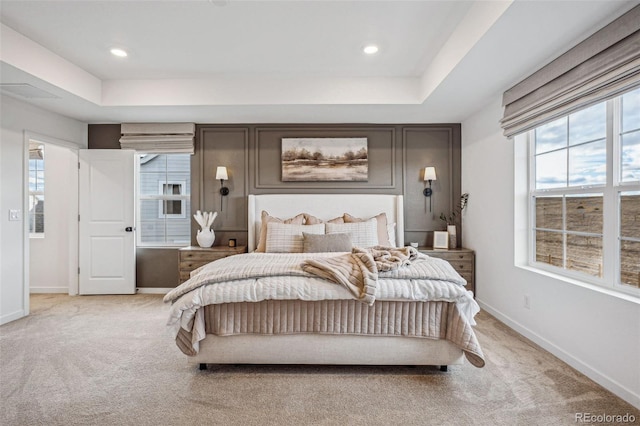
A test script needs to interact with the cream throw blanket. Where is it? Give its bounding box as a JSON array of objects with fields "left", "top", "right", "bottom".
[{"left": 301, "top": 246, "right": 419, "bottom": 305}]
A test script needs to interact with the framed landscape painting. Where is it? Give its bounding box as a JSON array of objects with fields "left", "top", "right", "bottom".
[{"left": 281, "top": 137, "right": 368, "bottom": 182}]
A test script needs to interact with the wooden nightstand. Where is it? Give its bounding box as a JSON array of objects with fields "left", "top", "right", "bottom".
[
  {"left": 178, "top": 245, "right": 247, "bottom": 283},
  {"left": 418, "top": 247, "right": 476, "bottom": 297}
]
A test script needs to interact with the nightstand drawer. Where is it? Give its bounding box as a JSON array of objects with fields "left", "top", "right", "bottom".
[
  {"left": 179, "top": 259, "right": 218, "bottom": 271},
  {"left": 427, "top": 251, "right": 473, "bottom": 262},
  {"left": 458, "top": 271, "right": 474, "bottom": 283},
  {"left": 449, "top": 260, "right": 473, "bottom": 273},
  {"left": 180, "top": 251, "right": 228, "bottom": 261}
]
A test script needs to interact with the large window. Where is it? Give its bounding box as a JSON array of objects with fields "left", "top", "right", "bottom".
[
  {"left": 137, "top": 154, "right": 191, "bottom": 246},
  {"left": 28, "top": 142, "right": 45, "bottom": 236},
  {"left": 529, "top": 86, "right": 640, "bottom": 295}
]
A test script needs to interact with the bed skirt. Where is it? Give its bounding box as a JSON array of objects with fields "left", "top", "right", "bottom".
[{"left": 175, "top": 299, "right": 485, "bottom": 368}]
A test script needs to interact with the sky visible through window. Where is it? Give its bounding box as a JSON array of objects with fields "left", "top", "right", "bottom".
[
  {"left": 535, "top": 87, "right": 640, "bottom": 189},
  {"left": 622, "top": 88, "right": 640, "bottom": 182}
]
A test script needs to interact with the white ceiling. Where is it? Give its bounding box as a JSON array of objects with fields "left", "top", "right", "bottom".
[{"left": 0, "top": 0, "right": 636, "bottom": 124}]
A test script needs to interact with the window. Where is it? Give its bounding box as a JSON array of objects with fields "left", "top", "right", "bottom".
[
  {"left": 157, "top": 181, "right": 186, "bottom": 218},
  {"left": 137, "top": 154, "right": 191, "bottom": 246},
  {"left": 528, "top": 86, "right": 640, "bottom": 296},
  {"left": 28, "top": 142, "right": 45, "bottom": 236}
]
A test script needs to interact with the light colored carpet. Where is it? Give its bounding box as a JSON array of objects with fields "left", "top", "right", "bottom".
[{"left": 0, "top": 294, "right": 637, "bottom": 426}]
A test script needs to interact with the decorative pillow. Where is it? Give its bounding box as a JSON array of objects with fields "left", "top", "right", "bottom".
[
  {"left": 265, "top": 222, "right": 325, "bottom": 253},
  {"left": 256, "top": 211, "right": 305, "bottom": 252},
  {"left": 302, "top": 232, "right": 352, "bottom": 253},
  {"left": 325, "top": 218, "right": 378, "bottom": 248},
  {"left": 387, "top": 222, "right": 397, "bottom": 247},
  {"left": 303, "top": 213, "right": 345, "bottom": 225},
  {"left": 343, "top": 212, "right": 391, "bottom": 246}
]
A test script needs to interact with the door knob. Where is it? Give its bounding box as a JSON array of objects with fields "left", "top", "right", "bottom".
[{"left": 125, "top": 227, "right": 133, "bottom": 232}]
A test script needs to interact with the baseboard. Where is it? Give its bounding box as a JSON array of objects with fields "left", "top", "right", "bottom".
[
  {"left": 0, "top": 309, "right": 25, "bottom": 325},
  {"left": 477, "top": 299, "right": 640, "bottom": 410},
  {"left": 136, "top": 287, "right": 170, "bottom": 294},
  {"left": 30, "top": 287, "right": 68, "bottom": 294}
]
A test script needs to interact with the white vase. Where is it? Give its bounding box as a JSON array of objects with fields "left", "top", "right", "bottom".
[
  {"left": 447, "top": 225, "right": 457, "bottom": 249},
  {"left": 196, "top": 227, "right": 215, "bottom": 248}
]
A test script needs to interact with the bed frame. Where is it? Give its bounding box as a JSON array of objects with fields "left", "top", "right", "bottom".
[{"left": 191, "top": 194, "right": 465, "bottom": 370}]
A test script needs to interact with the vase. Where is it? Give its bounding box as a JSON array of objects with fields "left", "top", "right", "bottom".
[
  {"left": 196, "top": 227, "right": 215, "bottom": 248},
  {"left": 447, "top": 225, "right": 457, "bottom": 249}
]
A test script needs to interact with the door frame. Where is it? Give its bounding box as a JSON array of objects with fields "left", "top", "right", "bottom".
[{"left": 23, "top": 131, "right": 80, "bottom": 316}]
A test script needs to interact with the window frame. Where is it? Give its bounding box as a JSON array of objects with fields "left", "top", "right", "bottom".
[
  {"left": 527, "top": 93, "right": 640, "bottom": 298},
  {"left": 136, "top": 154, "right": 191, "bottom": 248},
  {"left": 28, "top": 144, "right": 45, "bottom": 238}
]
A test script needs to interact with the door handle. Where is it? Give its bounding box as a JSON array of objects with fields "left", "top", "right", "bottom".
[{"left": 125, "top": 227, "right": 134, "bottom": 232}]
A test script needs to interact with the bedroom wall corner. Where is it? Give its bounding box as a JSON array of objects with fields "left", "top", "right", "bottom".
[{"left": 461, "top": 95, "right": 640, "bottom": 408}]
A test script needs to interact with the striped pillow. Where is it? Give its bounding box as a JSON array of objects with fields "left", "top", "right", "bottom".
[
  {"left": 265, "top": 222, "right": 325, "bottom": 253},
  {"left": 325, "top": 218, "right": 378, "bottom": 248}
]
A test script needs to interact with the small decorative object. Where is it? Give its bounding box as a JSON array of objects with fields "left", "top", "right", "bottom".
[
  {"left": 228, "top": 238, "right": 236, "bottom": 248},
  {"left": 433, "top": 231, "right": 449, "bottom": 250},
  {"left": 410, "top": 242, "right": 419, "bottom": 248},
  {"left": 194, "top": 210, "right": 218, "bottom": 248},
  {"left": 439, "top": 193, "right": 469, "bottom": 249},
  {"left": 447, "top": 225, "right": 457, "bottom": 249}
]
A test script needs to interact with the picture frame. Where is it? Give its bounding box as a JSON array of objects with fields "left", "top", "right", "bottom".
[
  {"left": 281, "top": 137, "right": 368, "bottom": 182},
  {"left": 433, "top": 231, "right": 449, "bottom": 250}
]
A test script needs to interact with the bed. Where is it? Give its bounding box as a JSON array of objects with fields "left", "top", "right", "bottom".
[{"left": 164, "top": 194, "right": 484, "bottom": 371}]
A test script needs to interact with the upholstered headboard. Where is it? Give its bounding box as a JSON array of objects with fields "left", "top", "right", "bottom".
[{"left": 247, "top": 194, "right": 404, "bottom": 252}]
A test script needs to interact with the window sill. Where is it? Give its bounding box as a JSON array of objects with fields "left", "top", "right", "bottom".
[{"left": 516, "top": 264, "right": 640, "bottom": 305}]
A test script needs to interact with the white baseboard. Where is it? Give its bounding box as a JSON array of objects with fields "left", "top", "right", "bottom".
[
  {"left": 136, "top": 287, "right": 170, "bottom": 294},
  {"left": 0, "top": 309, "right": 26, "bottom": 325},
  {"left": 477, "top": 299, "right": 640, "bottom": 410},
  {"left": 30, "top": 287, "right": 68, "bottom": 294}
]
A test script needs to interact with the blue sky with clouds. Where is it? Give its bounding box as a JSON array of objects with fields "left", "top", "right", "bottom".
[{"left": 535, "top": 87, "right": 640, "bottom": 189}]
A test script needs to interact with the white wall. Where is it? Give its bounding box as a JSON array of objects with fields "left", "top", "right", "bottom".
[
  {"left": 29, "top": 142, "right": 78, "bottom": 293},
  {"left": 461, "top": 96, "right": 640, "bottom": 408},
  {"left": 0, "top": 95, "right": 86, "bottom": 324}
]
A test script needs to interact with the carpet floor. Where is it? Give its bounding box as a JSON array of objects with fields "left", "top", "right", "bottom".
[{"left": 0, "top": 294, "right": 637, "bottom": 426}]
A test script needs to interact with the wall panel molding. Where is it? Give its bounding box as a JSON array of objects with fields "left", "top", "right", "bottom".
[{"left": 253, "top": 126, "right": 397, "bottom": 191}]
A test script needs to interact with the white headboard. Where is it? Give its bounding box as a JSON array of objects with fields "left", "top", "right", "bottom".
[{"left": 248, "top": 194, "right": 404, "bottom": 252}]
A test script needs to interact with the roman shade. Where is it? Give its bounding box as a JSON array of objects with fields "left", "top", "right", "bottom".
[
  {"left": 119, "top": 122, "right": 195, "bottom": 154},
  {"left": 500, "top": 5, "right": 640, "bottom": 138}
]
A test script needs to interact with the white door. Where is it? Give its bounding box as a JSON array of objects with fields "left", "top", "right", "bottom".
[{"left": 79, "top": 149, "right": 135, "bottom": 294}]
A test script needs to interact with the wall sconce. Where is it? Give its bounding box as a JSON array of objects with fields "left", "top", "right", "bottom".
[
  {"left": 215, "top": 166, "right": 229, "bottom": 211},
  {"left": 216, "top": 166, "right": 229, "bottom": 196},
  {"left": 423, "top": 166, "right": 437, "bottom": 212}
]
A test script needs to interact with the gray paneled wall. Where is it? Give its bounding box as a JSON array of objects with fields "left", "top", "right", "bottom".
[
  {"left": 194, "top": 123, "right": 460, "bottom": 248},
  {"left": 89, "top": 122, "right": 461, "bottom": 288}
]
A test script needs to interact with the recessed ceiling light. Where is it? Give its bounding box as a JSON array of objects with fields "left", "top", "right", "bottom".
[
  {"left": 110, "top": 48, "right": 128, "bottom": 58},
  {"left": 363, "top": 45, "right": 379, "bottom": 55}
]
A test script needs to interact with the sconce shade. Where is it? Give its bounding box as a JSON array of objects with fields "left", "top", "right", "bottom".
[
  {"left": 424, "top": 167, "right": 437, "bottom": 181},
  {"left": 216, "top": 166, "right": 228, "bottom": 181}
]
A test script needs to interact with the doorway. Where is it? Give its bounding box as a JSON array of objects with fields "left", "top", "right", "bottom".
[{"left": 26, "top": 136, "right": 79, "bottom": 295}]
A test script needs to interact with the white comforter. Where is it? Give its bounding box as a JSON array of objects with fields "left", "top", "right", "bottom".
[{"left": 165, "top": 252, "right": 480, "bottom": 344}]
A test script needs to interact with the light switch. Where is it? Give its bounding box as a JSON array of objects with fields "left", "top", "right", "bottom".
[{"left": 9, "top": 209, "right": 21, "bottom": 221}]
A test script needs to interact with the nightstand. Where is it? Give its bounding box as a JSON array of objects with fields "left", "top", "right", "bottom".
[
  {"left": 178, "top": 245, "right": 247, "bottom": 283},
  {"left": 418, "top": 247, "right": 476, "bottom": 297}
]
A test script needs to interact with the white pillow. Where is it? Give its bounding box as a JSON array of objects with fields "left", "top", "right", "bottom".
[
  {"left": 265, "top": 222, "right": 325, "bottom": 253},
  {"left": 325, "top": 218, "right": 378, "bottom": 248}
]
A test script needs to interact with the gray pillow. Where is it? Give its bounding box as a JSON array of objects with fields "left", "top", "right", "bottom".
[{"left": 302, "top": 232, "right": 352, "bottom": 253}]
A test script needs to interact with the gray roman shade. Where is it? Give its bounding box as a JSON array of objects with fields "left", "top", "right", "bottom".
[
  {"left": 501, "top": 5, "right": 640, "bottom": 138},
  {"left": 119, "top": 123, "right": 195, "bottom": 154}
]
